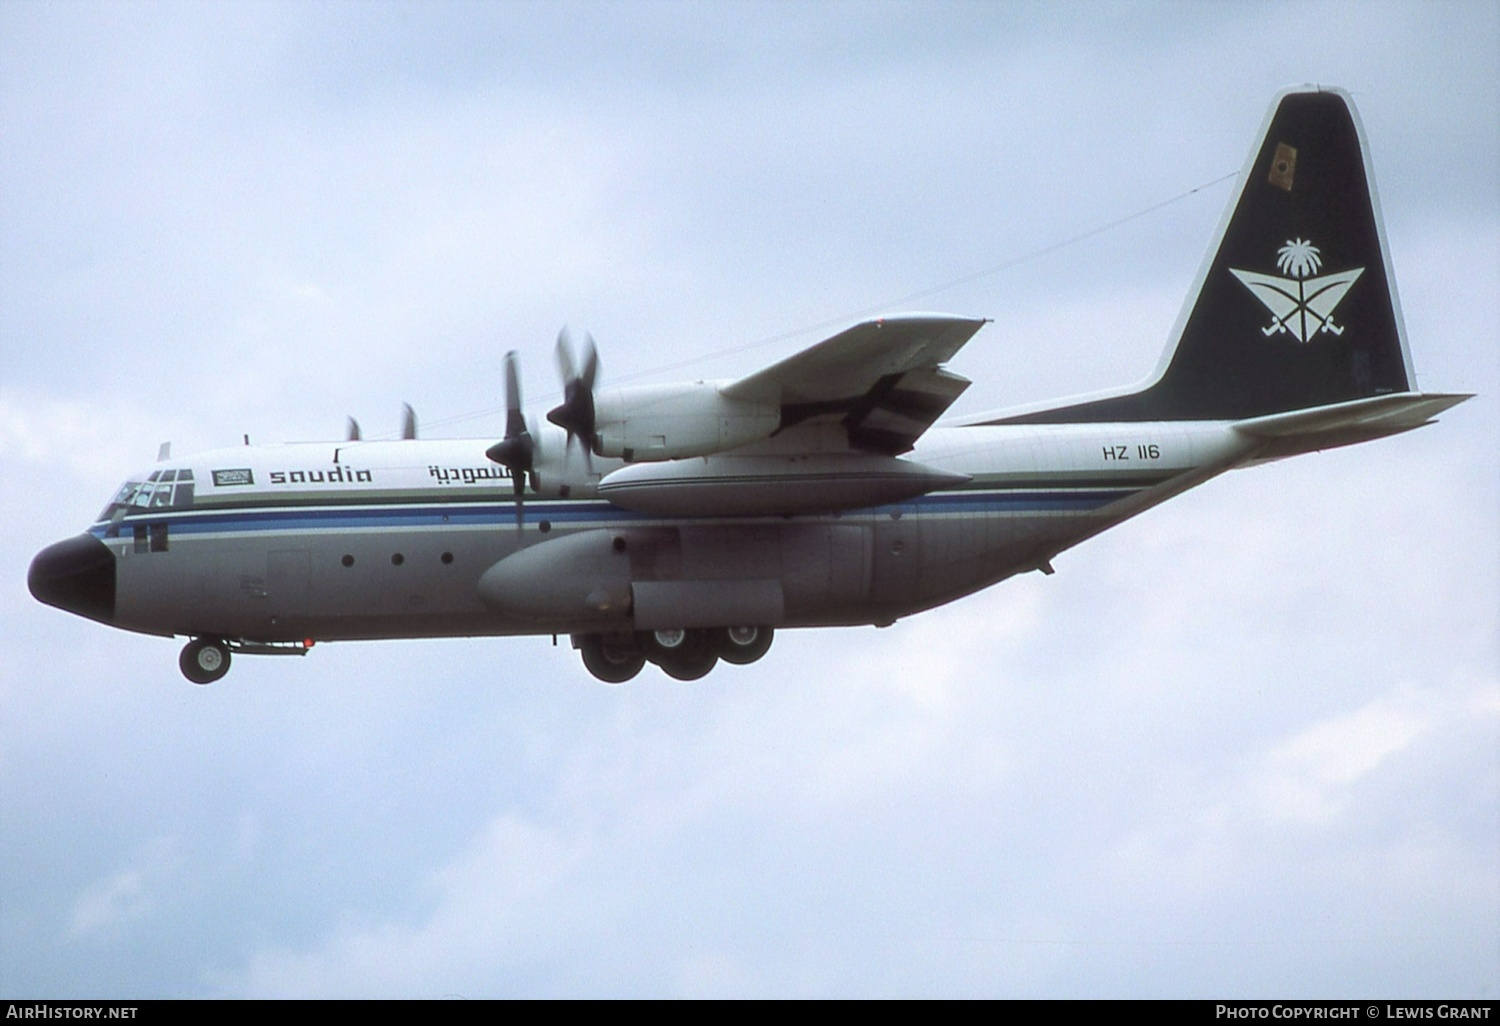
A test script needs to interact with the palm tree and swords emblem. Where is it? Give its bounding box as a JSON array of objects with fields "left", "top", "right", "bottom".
[{"left": 1230, "top": 239, "right": 1364, "bottom": 343}]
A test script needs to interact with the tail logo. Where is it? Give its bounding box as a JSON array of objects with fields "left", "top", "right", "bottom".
[{"left": 1229, "top": 239, "right": 1364, "bottom": 343}]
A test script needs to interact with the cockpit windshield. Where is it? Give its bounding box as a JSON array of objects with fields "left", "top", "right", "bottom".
[{"left": 97, "top": 469, "right": 195, "bottom": 522}]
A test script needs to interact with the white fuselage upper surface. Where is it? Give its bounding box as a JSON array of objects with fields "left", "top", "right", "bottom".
[{"left": 88, "top": 419, "right": 1253, "bottom": 644}]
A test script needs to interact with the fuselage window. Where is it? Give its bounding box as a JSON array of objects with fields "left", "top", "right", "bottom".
[{"left": 132, "top": 523, "right": 169, "bottom": 553}]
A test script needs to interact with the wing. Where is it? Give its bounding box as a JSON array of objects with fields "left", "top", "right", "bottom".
[{"left": 722, "top": 313, "right": 986, "bottom": 454}]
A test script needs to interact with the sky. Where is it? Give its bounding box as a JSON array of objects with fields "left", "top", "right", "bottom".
[{"left": 1, "top": 0, "right": 1496, "bottom": 999}]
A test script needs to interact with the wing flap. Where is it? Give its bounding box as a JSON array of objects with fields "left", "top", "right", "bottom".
[
  {"left": 723, "top": 313, "right": 986, "bottom": 405},
  {"left": 722, "top": 313, "right": 984, "bottom": 454},
  {"left": 845, "top": 366, "right": 972, "bottom": 454}
]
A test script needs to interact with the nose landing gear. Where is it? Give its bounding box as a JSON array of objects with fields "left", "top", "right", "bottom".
[
  {"left": 176, "top": 637, "right": 311, "bottom": 683},
  {"left": 179, "top": 638, "right": 231, "bottom": 685}
]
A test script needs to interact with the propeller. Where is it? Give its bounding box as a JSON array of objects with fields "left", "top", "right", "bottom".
[
  {"left": 345, "top": 417, "right": 361, "bottom": 442},
  {"left": 485, "top": 350, "right": 535, "bottom": 530},
  {"left": 401, "top": 403, "right": 418, "bottom": 440},
  {"left": 547, "top": 326, "right": 599, "bottom": 471}
]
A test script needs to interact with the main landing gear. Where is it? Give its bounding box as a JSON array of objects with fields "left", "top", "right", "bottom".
[{"left": 573, "top": 627, "right": 775, "bottom": 684}]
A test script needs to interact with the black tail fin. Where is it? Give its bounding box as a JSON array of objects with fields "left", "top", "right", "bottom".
[{"left": 1003, "top": 86, "right": 1414, "bottom": 424}]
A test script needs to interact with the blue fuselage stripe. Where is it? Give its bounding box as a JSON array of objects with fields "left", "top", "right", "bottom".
[{"left": 90, "top": 487, "right": 1142, "bottom": 537}]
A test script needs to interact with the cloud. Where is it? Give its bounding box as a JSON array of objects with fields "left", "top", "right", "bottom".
[
  {"left": 0, "top": 391, "right": 182, "bottom": 482},
  {"left": 2, "top": 0, "right": 1495, "bottom": 1000},
  {"left": 223, "top": 815, "right": 585, "bottom": 997},
  {"left": 1252, "top": 693, "right": 1435, "bottom": 824},
  {"left": 68, "top": 838, "right": 181, "bottom": 941}
]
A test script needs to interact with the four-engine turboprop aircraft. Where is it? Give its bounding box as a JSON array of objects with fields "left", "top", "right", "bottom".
[{"left": 29, "top": 87, "right": 1469, "bottom": 684}]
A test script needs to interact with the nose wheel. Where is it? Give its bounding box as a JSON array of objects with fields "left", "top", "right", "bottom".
[{"left": 179, "top": 638, "right": 231, "bottom": 684}]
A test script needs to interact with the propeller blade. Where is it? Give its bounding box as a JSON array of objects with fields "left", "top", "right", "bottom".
[
  {"left": 345, "top": 417, "right": 361, "bottom": 442},
  {"left": 579, "top": 332, "right": 598, "bottom": 391},
  {"left": 554, "top": 326, "right": 576, "bottom": 384},
  {"left": 486, "top": 350, "right": 536, "bottom": 533},
  {"left": 513, "top": 457, "right": 526, "bottom": 530},
  {"left": 546, "top": 325, "right": 598, "bottom": 471},
  {"left": 401, "top": 403, "right": 417, "bottom": 440},
  {"left": 503, "top": 350, "right": 526, "bottom": 439}
]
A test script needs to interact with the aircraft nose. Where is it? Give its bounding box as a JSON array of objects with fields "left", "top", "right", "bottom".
[{"left": 29, "top": 534, "right": 116, "bottom": 625}]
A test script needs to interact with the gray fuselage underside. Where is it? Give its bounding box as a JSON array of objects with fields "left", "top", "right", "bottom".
[{"left": 97, "top": 421, "right": 1246, "bottom": 643}]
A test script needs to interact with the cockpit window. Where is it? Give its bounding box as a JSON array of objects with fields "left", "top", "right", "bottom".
[
  {"left": 97, "top": 470, "right": 196, "bottom": 523},
  {"left": 98, "top": 482, "right": 142, "bottom": 521},
  {"left": 173, "top": 470, "right": 194, "bottom": 507}
]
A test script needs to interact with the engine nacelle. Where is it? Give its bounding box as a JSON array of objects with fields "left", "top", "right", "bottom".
[
  {"left": 592, "top": 382, "right": 779, "bottom": 462},
  {"left": 598, "top": 453, "right": 970, "bottom": 516}
]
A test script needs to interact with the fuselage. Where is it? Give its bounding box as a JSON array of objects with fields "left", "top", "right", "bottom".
[{"left": 39, "top": 418, "right": 1252, "bottom": 647}]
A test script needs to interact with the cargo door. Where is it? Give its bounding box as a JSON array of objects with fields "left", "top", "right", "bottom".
[{"left": 266, "top": 549, "right": 310, "bottom": 631}]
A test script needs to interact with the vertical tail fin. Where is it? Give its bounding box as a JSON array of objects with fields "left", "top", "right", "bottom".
[{"left": 1004, "top": 86, "right": 1414, "bottom": 424}]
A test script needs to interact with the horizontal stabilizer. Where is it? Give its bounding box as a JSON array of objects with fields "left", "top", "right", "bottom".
[{"left": 1233, "top": 392, "right": 1471, "bottom": 457}]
